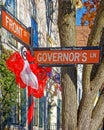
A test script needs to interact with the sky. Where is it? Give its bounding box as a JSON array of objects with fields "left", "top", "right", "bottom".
[{"left": 76, "top": 0, "right": 86, "bottom": 26}]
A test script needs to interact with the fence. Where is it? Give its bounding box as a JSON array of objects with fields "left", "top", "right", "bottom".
[{"left": 0, "top": 124, "right": 62, "bottom": 130}]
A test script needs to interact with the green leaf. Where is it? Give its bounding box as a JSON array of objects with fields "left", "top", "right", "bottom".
[{"left": 0, "top": 46, "right": 18, "bottom": 121}]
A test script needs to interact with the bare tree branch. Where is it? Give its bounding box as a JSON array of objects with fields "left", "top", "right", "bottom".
[
  {"left": 90, "top": 93, "right": 104, "bottom": 130},
  {"left": 91, "top": 59, "right": 104, "bottom": 92},
  {"left": 82, "top": 64, "right": 93, "bottom": 92},
  {"left": 88, "top": 0, "right": 104, "bottom": 46},
  {"left": 78, "top": 1, "right": 104, "bottom": 129}
]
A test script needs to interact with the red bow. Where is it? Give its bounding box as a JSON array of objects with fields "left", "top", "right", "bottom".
[{"left": 6, "top": 51, "right": 51, "bottom": 98}]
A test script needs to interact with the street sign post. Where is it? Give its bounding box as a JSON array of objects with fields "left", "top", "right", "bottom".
[{"left": 34, "top": 46, "right": 101, "bottom": 66}]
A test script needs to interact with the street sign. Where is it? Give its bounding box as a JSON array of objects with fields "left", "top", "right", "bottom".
[
  {"left": 34, "top": 46, "right": 101, "bottom": 66},
  {"left": 1, "top": 8, "right": 30, "bottom": 45}
]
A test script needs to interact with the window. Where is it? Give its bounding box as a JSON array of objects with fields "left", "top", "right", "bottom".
[
  {"left": 39, "top": 97, "right": 45, "bottom": 128},
  {"left": 31, "top": 17, "right": 38, "bottom": 48},
  {"left": 5, "top": 0, "right": 16, "bottom": 16},
  {"left": 5, "top": 0, "right": 18, "bottom": 48},
  {"left": 19, "top": 2, "right": 25, "bottom": 21}
]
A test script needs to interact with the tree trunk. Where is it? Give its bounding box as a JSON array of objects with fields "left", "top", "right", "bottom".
[
  {"left": 58, "top": 0, "right": 104, "bottom": 130},
  {"left": 58, "top": 0, "right": 77, "bottom": 130},
  {"left": 78, "top": 0, "right": 104, "bottom": 129}
]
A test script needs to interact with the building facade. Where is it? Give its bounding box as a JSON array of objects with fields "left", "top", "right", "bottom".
[{"left": 0, "top": 0, "right": 62, "bottom": 129}]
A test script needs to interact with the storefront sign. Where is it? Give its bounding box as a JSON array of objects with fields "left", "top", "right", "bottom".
[
  {"left": 34, "top": 46, "right": 101, "bottom": 66},
  {"left": 1, "top": 9, "right": 30, "bottom": 45}
]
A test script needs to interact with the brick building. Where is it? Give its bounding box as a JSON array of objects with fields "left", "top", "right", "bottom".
[{"left": 76, "top": 26, "right": 91, "bottom": 46}]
